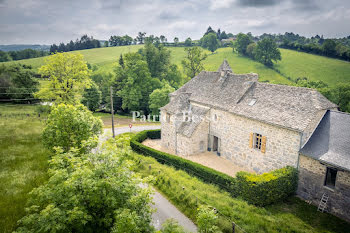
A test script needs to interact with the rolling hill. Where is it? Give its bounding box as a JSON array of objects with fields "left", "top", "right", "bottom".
[{"left": 2, "top": 45, "right": 350, "bottom": 86}]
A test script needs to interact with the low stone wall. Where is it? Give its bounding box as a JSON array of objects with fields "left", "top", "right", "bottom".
[{"left": 297, "top": 155, "right": 350, "bottom": 222}]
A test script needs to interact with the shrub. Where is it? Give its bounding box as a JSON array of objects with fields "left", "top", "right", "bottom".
[
  {"left": 197, "top": 206, "right": 220, "bottom": 233},
  {"left": 236, "top": 166, "right": 298, "bottom": 206},
  {"left": 160, "top": 219, "right": 187, "bottom": 233}
]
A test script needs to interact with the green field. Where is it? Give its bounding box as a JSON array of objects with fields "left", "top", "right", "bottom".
[
  {"left": 3, "top": 46, "right": 350, "bottom": 86},
  {"left": 0, "top": 104, "right": 49, "bottom": 233},
  {"left": 275, "top": 49, "right": 350, "bottom": 86}
]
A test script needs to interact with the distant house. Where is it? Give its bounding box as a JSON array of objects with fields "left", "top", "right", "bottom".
[{"left": 160, "top": 60, "right": 350, "bottom": 221}]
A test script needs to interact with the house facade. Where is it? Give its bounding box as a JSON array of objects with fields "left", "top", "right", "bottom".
[
  {"left": 161, "top": 60, "right": 337, "bottom": 173},
  {"left": 160, "top": 60, "right": 350, "bottom": 221}
]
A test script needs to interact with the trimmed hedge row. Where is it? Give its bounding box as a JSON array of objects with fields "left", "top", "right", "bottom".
[
  {"left": 130, "top": 130, "right": 298, "bottom": 206},
  {"left": 236, "top": 167, "right": 298, "bottom": 206}
]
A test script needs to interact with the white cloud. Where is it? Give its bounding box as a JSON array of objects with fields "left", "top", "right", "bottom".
[{"left": 209, "top": 0, "right": 235, "bottom": 10}]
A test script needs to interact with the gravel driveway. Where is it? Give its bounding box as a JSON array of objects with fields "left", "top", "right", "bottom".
[{"left": 102, "top": 125, "right": 197, "bottom": 232}]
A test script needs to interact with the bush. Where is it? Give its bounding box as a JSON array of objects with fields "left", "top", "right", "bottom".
[
  {"left": 160, "top": 219, "right": 187, "bottom": 233},
  {"left": 197, "top": 206, "right": 220, "bottom": 233},
  {"left": 236, "top": 166, "right": 298, "bottom": 206},
  {"left": 131, "top": 130, "right": 298, "bottom": 206},
  {"left": 35, "top": 104, "right": 52, "bottom": 115}
]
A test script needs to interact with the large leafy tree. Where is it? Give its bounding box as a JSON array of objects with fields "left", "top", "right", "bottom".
[
  {"left": 0, "top": 64, "right": 39, "bottom": 101},
  {"left": 15, "top": 145, "right": 154, "bottom": 233},
  {"left": 81, "top": 81, "right": 102, "bottom": 112},
  {"left": 114, "top": 53, "right": 161, "bottom": 113},
  {"left": 181, "top": 47, "right": 208, "bottom": 78},
  {"left": 149, "top": 82, "right": 175, "bottom": 115},
  {"left": 200, "top": 33, "right": 220, "bottom": 53},
  {"left": 139, "top": 42, "right": 171, "bottom": 79},
  {"left": 42, "top": 104, "right": 103, "bottom": 153},
  {"left": 234, "top": 33, "right": 252, "bottom": 55},
  {"left": 36, "top": 52, "right": 92, "bottom": 104},
  {"left": 254, "top": 38, "right": 281, "bottom": 67}
]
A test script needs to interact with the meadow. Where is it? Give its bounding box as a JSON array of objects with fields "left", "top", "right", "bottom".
[
  {"left": 111, "top": 133, "right": 350, "bottom": 233},
  {"left": 0, "top": 104, "right": 49, "bottom": 233},
  {"left": 4, "top": 45, "right": 350, "bottom": 86},
  {"left": 275, "top": 49, "right": 350, "bottom": 86}
]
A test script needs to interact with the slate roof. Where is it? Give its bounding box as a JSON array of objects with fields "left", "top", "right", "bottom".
[
  {"left": 300, "top": 110, "right": 350, "bottom": 172},
  {"left": 176, "top": 105, "right": 209, "bottom": 137},
  {"left": 162, "top": 60, "right": 337, "bottom": 134}
]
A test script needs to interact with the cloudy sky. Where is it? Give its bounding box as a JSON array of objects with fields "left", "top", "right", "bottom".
[{"left": 0, "top": 0, "right": 350, "bottom": 44}]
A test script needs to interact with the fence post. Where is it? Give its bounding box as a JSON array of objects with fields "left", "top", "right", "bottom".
[{"left": 232, "top": 222, "right": 235, "bottom": 233}]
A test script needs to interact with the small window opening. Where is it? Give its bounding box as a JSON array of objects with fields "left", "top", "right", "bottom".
[
  {"left": 254, "top": 133, "right": 262, "bottom": 150},
  {"left": 324, "top": 167, "right": 337, "bottom": 189}
]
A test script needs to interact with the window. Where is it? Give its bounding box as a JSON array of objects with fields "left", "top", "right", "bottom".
[
  {"left": 254, "top": 133, "right": 262, "bottom": 150},
  {"left": 324, "top": 167, "right": 337, "bottom": 189}
]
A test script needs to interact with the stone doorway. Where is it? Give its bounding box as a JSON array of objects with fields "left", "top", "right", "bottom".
[{"left": 213, "top": 136, "right": 219, "bottom": 153}]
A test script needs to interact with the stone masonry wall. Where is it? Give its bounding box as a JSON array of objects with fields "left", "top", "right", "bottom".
[
  {"left": 297, "top": 155, "right": 350, "bottom": 222},
  {"left": 160, "top": 110, "right": 176, "bottom": 154},
  {"left": 176, "top": 118, "right": 209, "bottom": 157},
  {"left": 209, "top": 107, "right": 301, "bottom": 174}
]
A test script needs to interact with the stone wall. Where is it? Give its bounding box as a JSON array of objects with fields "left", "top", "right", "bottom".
[
  {"left": 176, "top": 118, "right": 209, "bottom": 156},
  {"left": 208, "top": 107, "right": 301, "bottom": 174},
  {"left": 160, "top": 110, "right": 176, "bottom": 154},
  {"left": 297, "top": 155, "right": 350, "bottom": 222}
]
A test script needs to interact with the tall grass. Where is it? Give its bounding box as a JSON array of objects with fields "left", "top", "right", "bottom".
[
  {"left": 110, "top": 133, "right": 350, "bottom": 233},
  {"left": 0, "top": 104, "right": 49, "bottom": 233}
]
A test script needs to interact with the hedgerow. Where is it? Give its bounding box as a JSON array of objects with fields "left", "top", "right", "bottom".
[{"left": 130, "top": 130, "right": 298, "bottom": 206}]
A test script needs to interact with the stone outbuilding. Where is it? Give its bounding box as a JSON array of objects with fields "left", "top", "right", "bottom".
[{"left": 160, "top": 60, "right": 350, "bottom": 221}]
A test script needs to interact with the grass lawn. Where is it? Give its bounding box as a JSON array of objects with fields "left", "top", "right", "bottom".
[
  {"left": 0, "top": 104, "right": 50, "bottom": 233},
  {"left": 275, "top": 49, "right": 350, "bottom": 86},
  {"left": 112, "top": 133, "right": 350, "bottom": 233}
]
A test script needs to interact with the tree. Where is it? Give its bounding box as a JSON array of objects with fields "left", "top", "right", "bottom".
[
  {"left": 160, "top": 35, "right": 166, "bottom": 43},
  {"left": 322, "top": 83, "right": 350, "bottom": 113},
  {"left": 246, "top": 43, "right": 257, "bottom": 59},
  {"left": 181, "top": 47, "right": 208, "bottom": 78},
  {"left": 35, "top": 52, "right": 92, "bottom": 104},
  {"left": 138, "top": 42, "right": 171, "bottom": 79},
  {"left": 174, "top": 37, "right": 179, "bottom": 46},
  {"left": 204, "top": 26, "right": 216, "bottom": 36},
  {"left": 149, "top": 82, "right": 175, "bottom": 115},
  {"left": 254, "top": 38, "right": 281, "bottom": 66},
  {"left": 0, "top": 50, "right": 12, "bottom": 62},
  {"left": 196, "top": 206, "right": 219, "bottom": 233},
  {"left": 16, "top": 144, "right": 154, "bottom": 233},
  {"left": 104, "top": 41, "right": 109, "bottom": 47},
  {"left": 0, "top": 64, "right": 39, "bottom": 101},
  {"left": 184, "top": 37, "right": 192, "bottom": 46},
  {"left": 114, "top": 52, "right": 161, "bottom": 113},
  {"left": 234, "top": 33, "right": 252, "bottom": 55},
  {"left": 200, "top": 33, "right": 220, "bottom": 53},
  {"left": 219, "top": 31, "right": 228, "bottom": 40},
  {"left": 42, "top": 104, "right": 103, "bottom": 152},
  {"left": 322, "top": 39, "right": 337, "bottom": 57},
  {"left": 81, "top": 82, "right": 102, "bottom": 112},
  {"left": 136, "top": 32, "right": 146, "bottom": 44},
  {"left": 119, "top": 54, "right": 125, "bottom": 68}
]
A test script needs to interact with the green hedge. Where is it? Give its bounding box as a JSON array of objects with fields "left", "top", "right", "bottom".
[
  {"left": 130, "top": 130, "right": 298, "bottom": 206},
  {"left": 236, "top": 166, "right": 298, "bottom": 206}
]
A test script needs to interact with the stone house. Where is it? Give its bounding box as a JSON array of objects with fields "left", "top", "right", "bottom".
[{"left": 160, "top": 60, "right": 350, "bottom": 221}]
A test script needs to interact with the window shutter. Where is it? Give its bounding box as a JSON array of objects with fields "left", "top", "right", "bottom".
[
  {"left": 249, "top": 133, "right": 253, "bottom": 148},
  {"left": 261, "top": 136, "right": 267, "bottom": 153}
]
